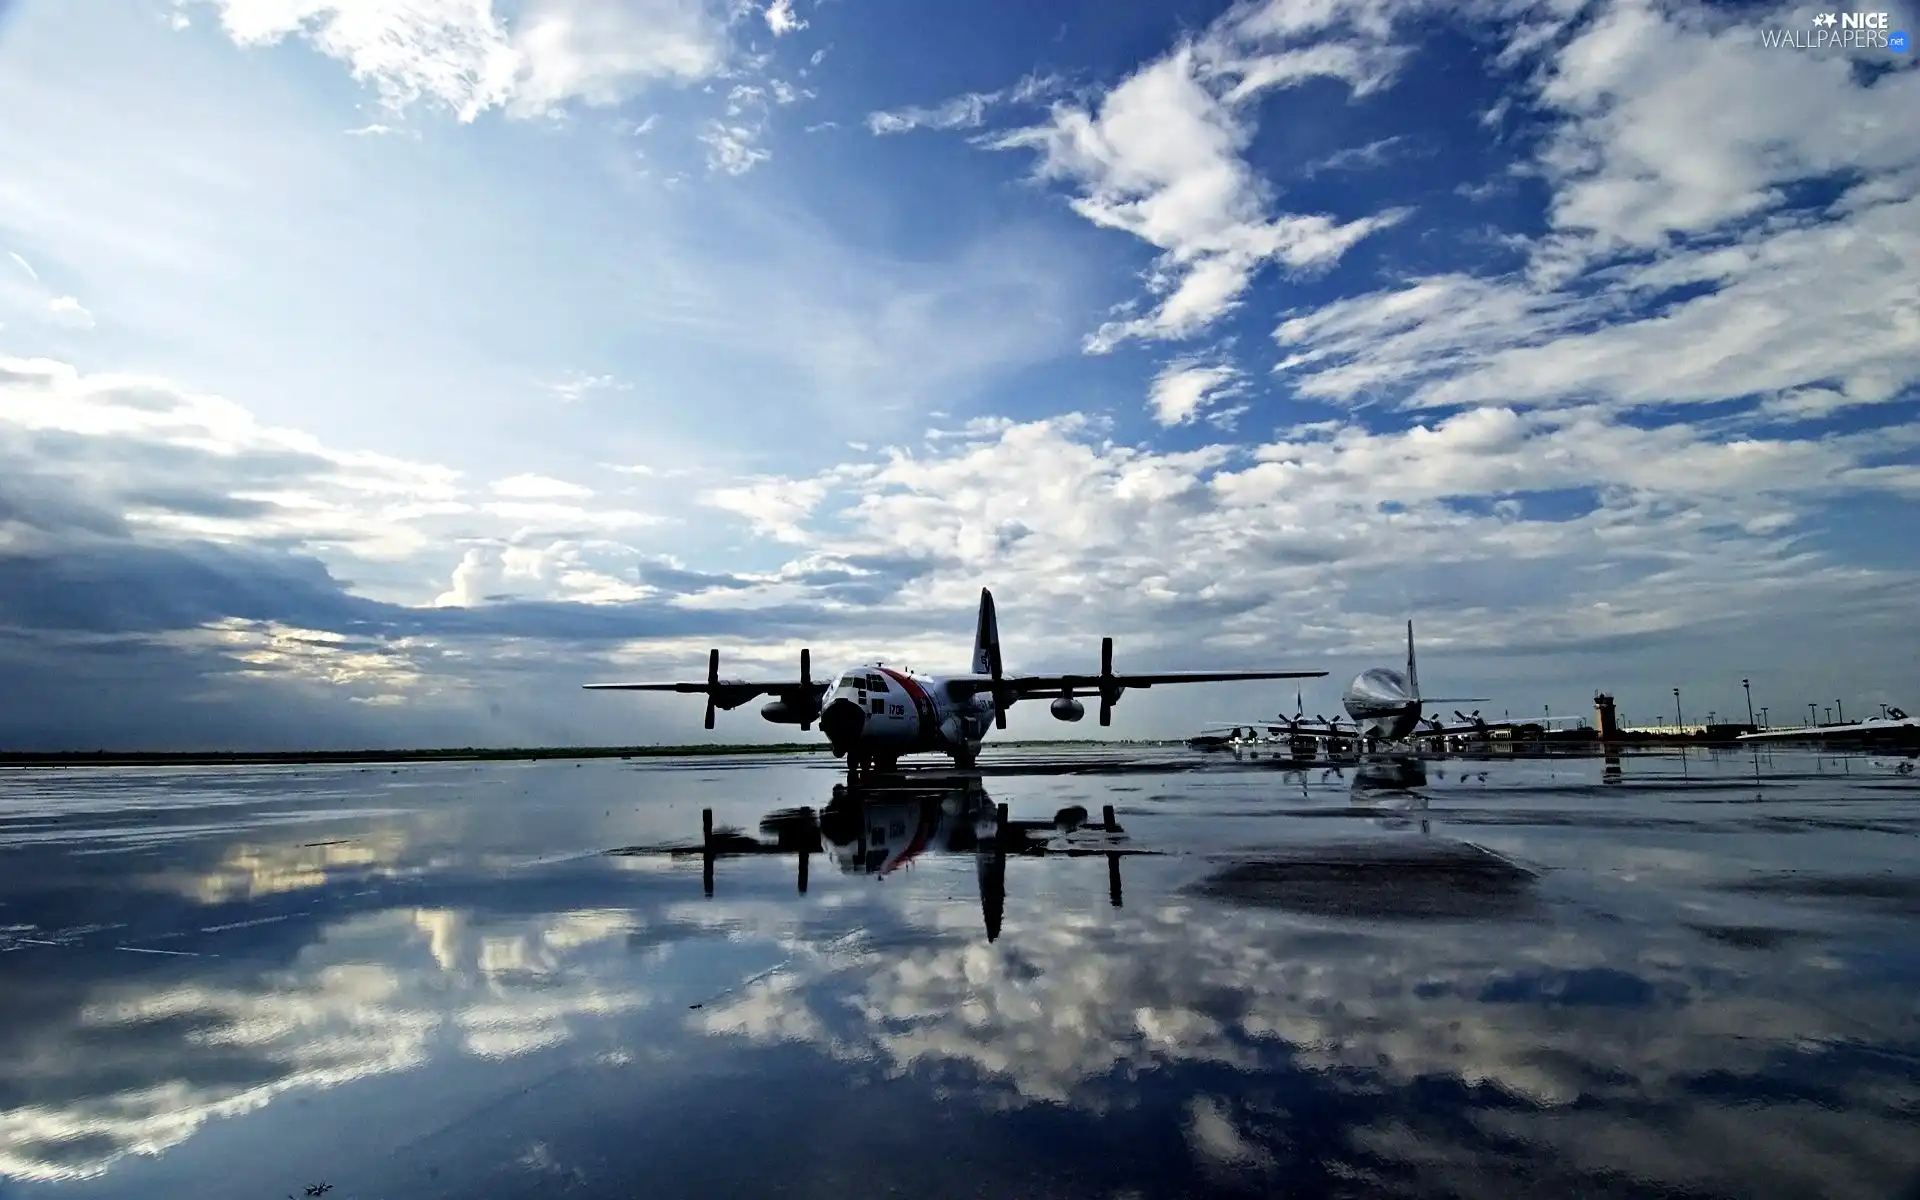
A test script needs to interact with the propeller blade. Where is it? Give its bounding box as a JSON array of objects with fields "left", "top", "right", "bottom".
[
  {"left": 704, "top": 649, "right": 719, "bottom": 729},
  {"left": 800, "top": 647, "right": 814, "bottom": 730},
  {"left": 1098, "top": 636, "right": 1115, "bottom": 727}
]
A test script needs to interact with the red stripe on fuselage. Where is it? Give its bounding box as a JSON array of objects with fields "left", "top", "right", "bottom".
[{"left": 879, "top": 667, "right": 939, "bottom": 749}]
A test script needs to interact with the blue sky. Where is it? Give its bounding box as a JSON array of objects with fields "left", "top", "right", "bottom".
[{"left": 0, "top": 0, "right": 1915, "bottom": 748}]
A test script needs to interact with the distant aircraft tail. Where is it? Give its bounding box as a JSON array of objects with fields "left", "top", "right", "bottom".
[{"left": 972, "top": 588, "right": 1003, "bottom": 676}]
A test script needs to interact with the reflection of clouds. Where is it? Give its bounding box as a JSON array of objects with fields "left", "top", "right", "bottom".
[
  {"left": 0, "top": 905, "right": 652, "bottom": 1182},
  {"left": 162, "top": 828, "right": 415, "bottom": 902},
  {"left": 696, "top": 886, "right": 1920, "bottom": 1193}
]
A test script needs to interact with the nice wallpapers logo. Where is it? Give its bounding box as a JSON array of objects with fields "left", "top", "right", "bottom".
[{"left": 1760, "top": 10, "right": 1910, "bottom": 49}]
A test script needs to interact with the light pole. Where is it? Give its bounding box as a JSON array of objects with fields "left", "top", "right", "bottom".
[
  {"left": 1825, "top": 707, "right": 1833, "bottom": 725},
  {"left": 1673, "top": 687, "right": 1683, "bottom": 730},
  {"left": 1808, "top": 702, "right": 1817, "bottom": 727},
  {"left": 1759, "top": 706, "right": 1769, "bottom": 730},
  {"left": 1883, "top": 703, "right": 1891, "bottom": 720},
  {"left": 1709, "top": 710, "right": 1716, "bottom": 725},
  {"left": 1742, "top": 678, "right": 1754, "bottom": 728},
  {"left": 1836, "top": 699, "right": 1844, "bottom": 724}
]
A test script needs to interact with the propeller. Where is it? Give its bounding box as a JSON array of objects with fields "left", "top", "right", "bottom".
[
  {"left": 704, "top": 648, "right": 719, "bottom": 729},
  {"left": 799, "top": 648, "right": 813, "bottom": 731},
  {"left": 988, "top": 635, "right": 1007, "bottom": 730},
  {"left": 1098, "top": 637, "right": 1118, "bottom": 726}
]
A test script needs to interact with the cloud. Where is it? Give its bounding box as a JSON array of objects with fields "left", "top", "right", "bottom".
[
  {"left": 198, "top": 0, "right": 738, "bottom": 122},
  {"left": 984, "top": 39, "right": 1410, "bottom": 352},
  {"left": 865, "top": 73, "right": 1060, "bottom": 135},
  {"left": 1148, "top": 360, "right": 1246, "bottom": 426},
  {"left": 490, "top": 473, "right": 593, "bottom": 500},
  {"left": 1268, "top": 4, "right": 1920, "bottom": 418},
  {"left": 8, "top": 250, "right": 39, "bottom": 281},
  {"left": 0, "top": 357, "right": 464, "bottom": 563},
  {"left": 540, "top": 371, "right": 628, "bottom": 403},
  {"left": 1303, "top": 135, "right": 1408, "bottom": 176},
  {"left": 764, "top": 0, "right": 805, "bottom": 36},
  {"left": 46, "top": 296, "right": 95, "bottom": 329}
]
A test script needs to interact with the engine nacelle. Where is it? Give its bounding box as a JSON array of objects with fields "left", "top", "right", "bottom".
[
  {"left": 760, "top": 699, "right": 818, "bottom": 725},
  {"left": 1050, "top": 696, "right": 1085, "bottom": 722}
]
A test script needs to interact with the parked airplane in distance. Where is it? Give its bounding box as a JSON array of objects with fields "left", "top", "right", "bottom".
[
  {"left": 584, "top": 589, "right": 1327, "bottom": 773},
  {"left": 1206, "top": 622, "right": 1535, "bottom": 750}
]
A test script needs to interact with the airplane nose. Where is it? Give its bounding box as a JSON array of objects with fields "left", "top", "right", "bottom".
[{"left": 820, "top": 698, "right": 867, "bottom": 750}]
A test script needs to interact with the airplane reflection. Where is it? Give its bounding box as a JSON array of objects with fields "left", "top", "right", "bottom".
[{"left": 688, "top": 779, "right": 1141, "bottom": 941}]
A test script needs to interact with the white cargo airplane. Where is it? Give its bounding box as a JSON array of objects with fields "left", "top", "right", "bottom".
[
  {"left": 1209, "top": 621, "right": 1506, "bottom": 749},
  {"left": 584, "top": 589, "right": 1326, "bottom": 774}
]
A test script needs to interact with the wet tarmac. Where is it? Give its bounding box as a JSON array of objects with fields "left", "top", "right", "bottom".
[{"left": 2, "top": 746, "right": 1918, "bottom": 1199}]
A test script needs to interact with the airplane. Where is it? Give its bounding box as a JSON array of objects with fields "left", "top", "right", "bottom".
[
  {"left": 1736, "top": 706, "right": 1918, "bottom": 746},
  {"left": 1201, "top": 621, "right": 1607, "bottom": 751},
  {"left": 584, "top": 588, "right": 1327, "bottom": 774}
]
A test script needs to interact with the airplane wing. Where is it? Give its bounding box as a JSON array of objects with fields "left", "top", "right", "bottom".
[
  {"left": 950, "top": 651, "right": 1325, "bottom": 726},
  {"left": 988, "top": 670, "right": 1327, "bottom": 695},
  {"left": 582, "top": 648, "right": 828, "bottom": 728}
]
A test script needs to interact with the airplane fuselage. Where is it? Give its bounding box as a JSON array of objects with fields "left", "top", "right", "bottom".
[
  {"left": 1341, "top": 667, "right": 1422, "bottom": 742},
  {"left": 806, "top": 664, "right": 1013, "bottom": 764}
]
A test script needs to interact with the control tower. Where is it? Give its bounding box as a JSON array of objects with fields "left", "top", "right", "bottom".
[{"left": 1593, "top": 692, "right": 1619, "bottom": 742}]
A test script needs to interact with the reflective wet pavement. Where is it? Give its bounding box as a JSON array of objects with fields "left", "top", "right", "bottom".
[{"left": 2, "top": 747, "right": 1918, "bottom": 1199}]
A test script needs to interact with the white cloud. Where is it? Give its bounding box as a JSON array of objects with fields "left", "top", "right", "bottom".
[
  {"left": 764, "top": 0, "right": 805, "bottom": 36},
  {"left": 1274, "top": 175, "right": 1920, "bottom": 417},
  {"left": 865, "top": 73, "right": 1059, "bottom": 135},
  {"left": 701, "top": 122, "right": 773, "bottom": 175},
  {"left": 0, "top": 356, "right": 463, "bottom": 562},
  {"left": 1532, "top": 0, "right": 1920, "bottom": 254},
  {"left": 986, "top": 44, "right": 1409, "bottom": 352},
  {"left": 8, "top": 251, "right": 38, "bottom": 281},
  {"left": 1303, "top": 135, "right": 1407, "bottom": 176},
  {"left": 1148, "top": 360, "right": 1245, "bottom": 426},
  {"left": 490, "top": 473, "right": 592, "bottom": 499},
  {"left": 540, "top": 371, "right": 627, "bottom": 402},
  {"left": 199, "top": 0, "right": 736, "bottom": 122},
  {"left": 47, "top": 295, "right": 95, "bottom": 329},
  {"left": 700, "top": 474, "right": 840, "bottom": 542}
]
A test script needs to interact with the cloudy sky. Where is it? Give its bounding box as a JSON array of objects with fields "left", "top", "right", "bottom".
[{"left": 1, "top": 0, "right": 1914, "bottom": 749}]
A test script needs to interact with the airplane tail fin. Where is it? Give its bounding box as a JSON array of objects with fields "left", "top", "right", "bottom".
[
  {"left": 972, "top": 588, "right": 1002, "bottom": 676},
  {"left": 1406, "top": 619, "right": 1420, "bottom": 703}
]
